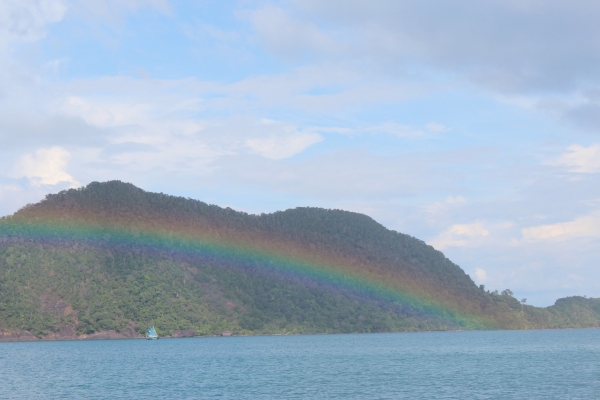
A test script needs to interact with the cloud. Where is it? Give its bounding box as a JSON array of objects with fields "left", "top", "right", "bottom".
[
  {"left": 428, "top": 221, "right": 490, "bottom": 249},
  {"left": 250, "top": 1, "right": 600, "bottom": 93},
  {"left": 445, "top": 195, "right": 466, "bottom": 204},
  {"left": 50, "top": 88, "right": 328, "bottom": 170},
  {"left": 11, "top": 146, "right": 79, "bottom": 187},
  {"left": 69, "top": 0, "right": 169, "bottom": 24},
  {"left": 0, "top": 0, "right": 67, "bottom": 44},
  {"left": 50, "top": 64, "right": 425, "bottom": 122},
  {"left": 474, "top": 268, "right": 488, "bottom": 283},
  {"left": 0, "top": 184, "right": 20, "bottom": 202},
  {"left": 555, "top": 144, "right": 600, "bottom": 173},
  {"left": 189, "top": 23, "right": 239, "bottom": 42},
  {"left": 194, "top": 117, "right": 325, "bottom": 160},
  {"left": 522, "top": 212, "right": 600, "bottom": 241},
  {"left": 560, "top": 88, "right": 600, "bottom": 132},
  {"left": 0, "top": 69, "right": 422, "bottom": 187},
  {"left": 245, "top": 133, "right": 322, "bottom": 159},
  {"left": 200, "top": 147, "right": 443, "bottom": 202},
  {"left": 247, "top": 5, "right": 341, "bottom": 62},
  {"left": 425, "top": 122, "right": 448, "bottom": 133},
  {"left": 365, "top": 122, "right": 450, "bottom": 137},
  {"left": 367, "top": 122, "right": 424, "bottom": 137},
  {"left": 422, "top": 195, "right": 467, "bottom": 219}
]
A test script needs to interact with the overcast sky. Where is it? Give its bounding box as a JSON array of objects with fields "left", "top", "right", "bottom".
[{"left": 2, "top": 0, "right": 600, "bottom": 306}]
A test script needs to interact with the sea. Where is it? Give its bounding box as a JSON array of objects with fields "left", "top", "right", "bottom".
[{"left": 1, "top": 329, "right": 598, "bottom": 399}]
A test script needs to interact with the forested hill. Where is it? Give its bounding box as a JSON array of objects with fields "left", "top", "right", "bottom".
[{"left": 0, "top": 181, "right": 599, "bottom": 340}]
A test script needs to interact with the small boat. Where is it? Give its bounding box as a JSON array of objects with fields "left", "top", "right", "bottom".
[{"left": 146, "top": 326, "right": 159, "bottom": 340}]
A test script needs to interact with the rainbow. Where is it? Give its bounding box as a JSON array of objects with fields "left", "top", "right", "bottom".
[{"left": 0, "top": 214, "right": 497, "bottom": 330}]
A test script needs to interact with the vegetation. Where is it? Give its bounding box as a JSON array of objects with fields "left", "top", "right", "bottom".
[{"left": 0, "top": 181, "right": 599, "bottom": 338}]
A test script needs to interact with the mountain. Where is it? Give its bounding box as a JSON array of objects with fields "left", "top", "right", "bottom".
[{"left": 0, "top": 181, "right": 599, "bottom": 340}]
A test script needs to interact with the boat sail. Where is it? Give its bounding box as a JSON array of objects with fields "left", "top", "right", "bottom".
[{"left": 146, "top": 326, "right": 159, "bottom": 340}]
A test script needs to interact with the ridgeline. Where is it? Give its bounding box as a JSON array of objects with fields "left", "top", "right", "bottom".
[{"left": 0, "top": 181, "right": 598, "bottom": 340}]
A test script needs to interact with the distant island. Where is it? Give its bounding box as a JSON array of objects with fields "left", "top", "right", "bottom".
[{"left": 0, "top": 181, "right": 598, "bottom": 341}]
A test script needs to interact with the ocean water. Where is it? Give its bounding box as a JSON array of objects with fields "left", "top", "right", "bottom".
[{"left": 1, "top": 329, "right": 599, "bottom": 399}]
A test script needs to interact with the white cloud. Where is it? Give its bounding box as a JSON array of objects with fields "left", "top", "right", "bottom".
[
  {"left": 429, "top": 221, "right": 490, "bottom": 249},
  {"left": 245, "top": 133, "right": 322, "bottom": 160},
  {"left": 69, "top": 0, "right": 169, "bottom": 24},
  {"left": 204, "top": 147, "right": 434, "bottom": 201},
  {"left": 62, "top": 96, "right": 114, "bottom": 127},
  {"left": 367, "top": 122, "right": 424, "bottom": 137},
  {"left": 366, "top": 121, "right": 451, "bottom": 138},
  {"left": 474, "top": 268, "right": 488, "bottom": 283},
  {"left": 0, "top": 0, "right": 67, "bottom": 44},
  {"left": 426, "top": 122, "right": 448, "bottom": 133},
  {"left": 11, "top": 146, "right": 79, "bottom": 187},
  {"left": 522, "top": 212, "right": 600, "bottom": 241},
  {"left": 248, "top": 5, "right": 341, "bottom": 62},
  {"left": 54, "top": 82, "right": 333, "bottom": 162},
  {"left": 445, "top": 195, "right": 466, "bottom": 204},
  {"left": 58, "top": 88, "right": 326, "bottom": 165},
  {"left": 198, "top": 23, "right": 239, "bottom": 42},
  {"left": 0, "top": 184, "right": 20, "bottom": 201},
  {"left": 423, "top": 195, "right": 466, "bottom": 217},
  {"left": 555, "top": 144, "right": 600, "bottom": 173}
]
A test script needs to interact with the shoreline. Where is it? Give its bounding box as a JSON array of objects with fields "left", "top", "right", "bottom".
[{"left": 1, "top": 326, "right": 598, "bottom": 343}]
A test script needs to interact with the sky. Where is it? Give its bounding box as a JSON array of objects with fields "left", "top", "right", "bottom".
[{"left": 1, "top": 0, "right": 600, "bottom": 306}]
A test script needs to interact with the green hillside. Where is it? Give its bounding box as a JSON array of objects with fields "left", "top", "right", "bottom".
[{"left": 0, "top": 181, "right": 598, "bottom": 340}]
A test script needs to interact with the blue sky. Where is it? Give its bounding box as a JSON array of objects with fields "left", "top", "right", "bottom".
[{"left": 2, "top": 0, "right": 600, "bottom": 306}]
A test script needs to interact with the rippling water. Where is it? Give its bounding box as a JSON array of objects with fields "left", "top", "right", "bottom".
[{"left": 1, "top": 329, "right": 599, "bottom": 399}]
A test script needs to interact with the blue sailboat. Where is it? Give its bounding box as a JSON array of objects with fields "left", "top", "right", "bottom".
[{"left": 146, "top": 326, "right": 159, "bottom": 340}]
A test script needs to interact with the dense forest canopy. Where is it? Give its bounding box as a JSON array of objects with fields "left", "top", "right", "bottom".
[{"left": 0, "top": 181, "right": 599, "bottom": 339}]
